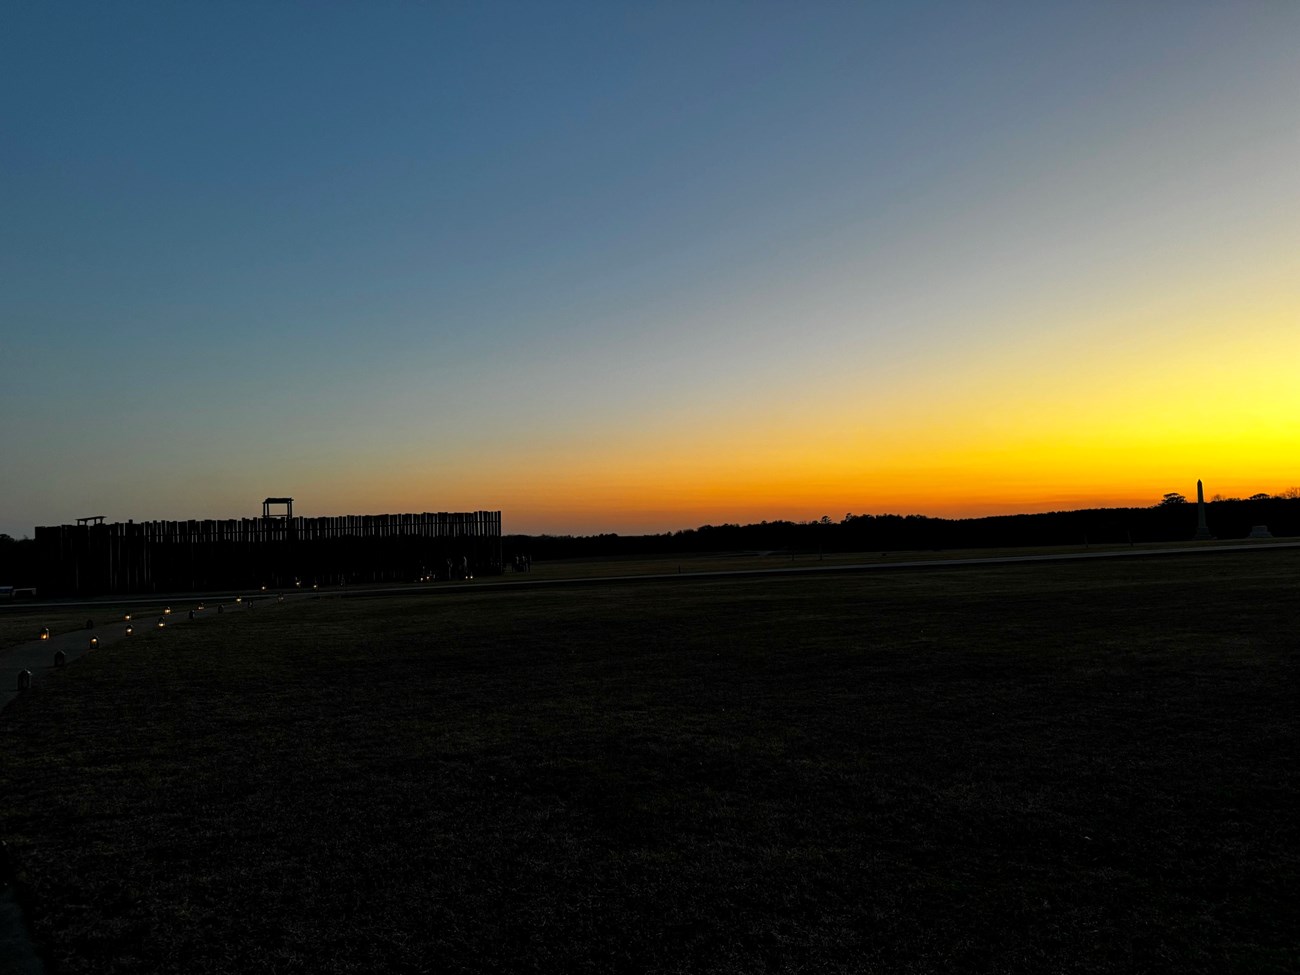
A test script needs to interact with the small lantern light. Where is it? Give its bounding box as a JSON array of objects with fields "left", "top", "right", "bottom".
[
  {"left": 124, "top": 613, "right": 132, "bottom": 621},
  {"left": 197, "top": 602, "right": 205, "bottom": 611},
  {"left": 236, "top": 596, "right": 243, "bottom": 603},
  {"left": 89, "top": 635, "right": 99, "bottom": 649},
  {"left": 39, "top": 626, "right": 50, "bottom": 641},
  {"left": 163, "top": 606, "right": 172, "bottom": 615},
  {"left": 125, "top": 624, "right": 134, "bottom": 636},
  {"left": 157, "top": 617, "right": 166, "bottom": 629}
]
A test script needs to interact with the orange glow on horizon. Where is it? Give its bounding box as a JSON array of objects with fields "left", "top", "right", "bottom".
[{"left": 273, "top": 297, "right": 1298, "bottom": 537}]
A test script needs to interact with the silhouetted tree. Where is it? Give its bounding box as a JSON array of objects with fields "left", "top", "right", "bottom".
[
  {"left": 1159, "top": 493, "right": 1187, "bottom": 506},
  {"left": 0, "top": 534, "right": 37, "bottom": 586}
]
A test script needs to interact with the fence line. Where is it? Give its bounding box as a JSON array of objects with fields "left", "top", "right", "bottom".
[{"left": 36, "top": 511, "right": 503, "bottom": 597}]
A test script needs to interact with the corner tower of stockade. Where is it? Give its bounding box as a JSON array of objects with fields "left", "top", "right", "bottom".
[{"left": 36, "top": 502, "right": 503, "bottom": 597}]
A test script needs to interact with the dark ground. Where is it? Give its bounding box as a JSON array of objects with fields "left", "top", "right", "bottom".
[{"left": 0, "top": 550, "right": 1295, "bottom": 973}]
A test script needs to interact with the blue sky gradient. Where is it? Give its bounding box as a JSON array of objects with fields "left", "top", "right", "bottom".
[{"left": 3, "top": 2, "right": 1297, "bottom": 536}]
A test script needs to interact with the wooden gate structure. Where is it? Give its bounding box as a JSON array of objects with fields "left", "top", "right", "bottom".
[{"left": 36, "top": 510, "right": 503, "bottom": 597}]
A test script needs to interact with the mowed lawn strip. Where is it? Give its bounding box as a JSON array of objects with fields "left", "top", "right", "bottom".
[{"left": 0, "top": 553, "right": 1296, "bottom": 974}]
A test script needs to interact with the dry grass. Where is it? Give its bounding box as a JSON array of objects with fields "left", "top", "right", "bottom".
[
  {"left": 506, "top": 537, "right": 1294, "bottom": 582},
  {"left": 1, "top": 550, "right": 1296, "bottom": 973}
]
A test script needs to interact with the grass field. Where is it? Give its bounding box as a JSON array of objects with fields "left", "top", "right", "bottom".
[
  {"left": 496, "top": 536, "right": 1294, "bottom": 582},
  {"left": 0, "top": 550, "right": 1296, "bottom": 973}
]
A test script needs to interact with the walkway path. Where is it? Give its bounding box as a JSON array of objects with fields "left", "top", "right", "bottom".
[{"left": 0, "top": 596, "right": 277, "bottom": 714}]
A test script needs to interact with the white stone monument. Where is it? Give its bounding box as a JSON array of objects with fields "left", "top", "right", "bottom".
[{"left": 1192, "top": 479, "right": 1214, "bottom": 540}]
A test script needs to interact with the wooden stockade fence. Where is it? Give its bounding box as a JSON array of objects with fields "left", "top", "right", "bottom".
[{"left": 36, "top": 511, "right": 503, "bottom": 597}]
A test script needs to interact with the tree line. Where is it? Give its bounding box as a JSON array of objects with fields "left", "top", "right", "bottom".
[
  {"left": 507, "top": 493, "right": 1300, "bottom": 562},
  {"left": 6, "top": 491, "right": 1298, "bottom": 586}
]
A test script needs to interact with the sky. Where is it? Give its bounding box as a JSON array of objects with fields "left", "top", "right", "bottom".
[{"left": 2, "top": 1, "right": 1297, "bottom": 538}]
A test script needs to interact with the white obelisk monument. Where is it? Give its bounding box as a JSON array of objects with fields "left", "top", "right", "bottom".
[{"left": 1192, "top": 479, "right": 1214, "bottom": 540}]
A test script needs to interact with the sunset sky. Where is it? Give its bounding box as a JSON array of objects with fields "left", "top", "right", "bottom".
[{"left": 2, "top": 2, "right": 1297, "bottom": 538}]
